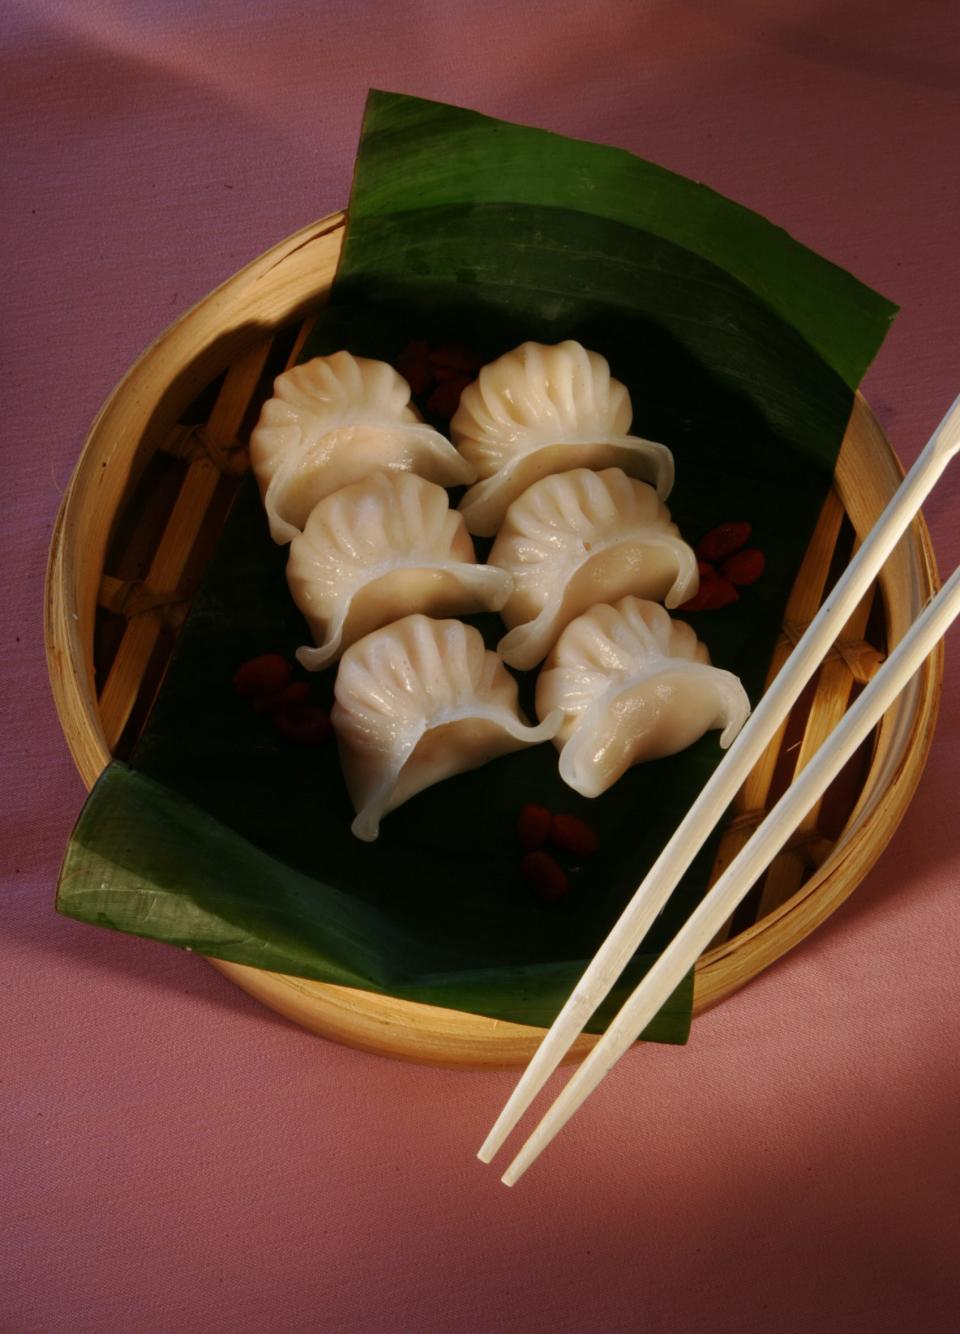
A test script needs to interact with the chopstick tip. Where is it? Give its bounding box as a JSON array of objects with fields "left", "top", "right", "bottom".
[
  {"left": 478, "top": 1124, "right": 507, "bottom": 1163},
  {"left": 500, "top": 1158, "right": 527, "bottom": 1188}
]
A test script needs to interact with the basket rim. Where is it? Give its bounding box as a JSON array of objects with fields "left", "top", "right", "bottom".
[{"left": 44, "top": 210, "right": 944, "bottom": 1063}]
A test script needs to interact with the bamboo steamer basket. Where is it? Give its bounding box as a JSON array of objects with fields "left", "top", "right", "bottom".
[{"left": 45, "top": 212, "right": 942, "bottom": 1066}]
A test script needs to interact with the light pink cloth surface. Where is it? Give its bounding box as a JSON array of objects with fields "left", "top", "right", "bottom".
[{"left": 4, "top": 3, "right": 959, "bottom": 1331}]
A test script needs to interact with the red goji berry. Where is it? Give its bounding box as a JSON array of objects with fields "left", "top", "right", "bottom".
[
  {"left": 709, "top": 577, "right": 740, "bottom": 608},
  {"left": 251, "top": 679, "right": 312, "bottom": 715},
  {"left": 517, "top": 803, "right": 551, "bottom": 851},
  {"left": 426, "top": 375, "right": 471, "bottom": 419},
  {"left": 396, "top": 340, "right": 433, "bottom": 395},
  {"left": 521, "top": 851, "right": 570, "bottom": 901},
  {"left": 696, "top": 522, "right": 752, "bottom": 564},
  {"left": 429, "top": 344, "right": 483, "bottom": 374},
  {"left": 233, "top": 653, "right": 291, "bottom": 699},
  {"left": 549, "top": 813, "right": 600, "bottom": 858},
  {"left": 680, "top": 572, "right": 740, "bottom": 611},
  {"left": 272, "top": 703, "right": 332, "bottom": 745},
  {"left": 721, "top": 548, "right": 765, "bottom": 587}
]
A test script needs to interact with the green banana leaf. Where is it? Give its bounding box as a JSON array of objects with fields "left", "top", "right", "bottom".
[{"left": 56, "top": 91, "right": 897, "bottom": 1044}]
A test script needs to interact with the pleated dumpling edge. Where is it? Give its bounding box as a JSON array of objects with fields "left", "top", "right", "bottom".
[
  {"left": 332, "top": 615, "right": 562, "bottom": 842},
  {"left": 451, "top": 341, "right": 675, "bottom": 536},
  {"left": 536, "top": 597, "right": 751, "bottom": 799},
  {"left": 490, "top": 467, "right": 699, "bottom": 670},
  {"left": 250, "top": 352, "right": 476, "bottom": 543},
  {"left": 288, "top": 471, "right": 512, "bottom": 670}
]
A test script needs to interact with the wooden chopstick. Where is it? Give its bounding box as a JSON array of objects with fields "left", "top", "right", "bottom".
[
  {"left": 479, "top": 394, "right": 960, "bottom": 1171},
  {"left": 499, "top": 560, "right": 960, "bottom": 1184}
]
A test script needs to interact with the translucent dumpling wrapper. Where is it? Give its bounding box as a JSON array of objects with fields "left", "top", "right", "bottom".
[
  {"left": 536, "top": 596, "right": 751, "bottom": 798},
  {"left": 287, "top": 471, "right": 513, "bottom": 670},
  {"left": 250, "top": 352, "right": 476, "bottom": 543},
  {"left": 333, "top": 615, "right": 562, "bottom": 841},
  {"left": 452, "top": 340, "right": 675, "bottom": 536},
  {"left": 489, "top": 467, "right": 698, "bottom": 670}
]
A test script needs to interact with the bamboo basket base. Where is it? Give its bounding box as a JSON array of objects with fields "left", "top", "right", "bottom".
[{"left": 45, "top": 213, "right": 942, "bottom": 1066}]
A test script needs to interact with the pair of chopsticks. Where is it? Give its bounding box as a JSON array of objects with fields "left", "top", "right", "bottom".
[{"left": 480, "top": 394, "right": 960, "bottom": 1186}]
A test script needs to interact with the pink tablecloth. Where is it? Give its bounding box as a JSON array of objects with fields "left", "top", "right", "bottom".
[{"left": 4, "top": 3, "right": 959, "bottom": 1331}]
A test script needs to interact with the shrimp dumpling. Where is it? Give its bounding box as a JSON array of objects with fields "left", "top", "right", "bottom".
[
  {"left": 489, "top": 468, "right": 698, "bottom": 670},
  {"left": 250, "top": 352, "right": 475, "bottom": 543},
  {"left": 453, "top": 341, "right": 674, "bottom": 536},
  {"left": 333, "top": 615, "right": 562, "bottom": 841},
  {"left": 536, "top": 597, "right": 750, "bottom": 798},
  {"left": 288, "top": 472, "right": 512, "bottom": 670}
]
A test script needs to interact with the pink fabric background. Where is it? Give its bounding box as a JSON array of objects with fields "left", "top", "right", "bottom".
[{"left": 3, "top": 2, "right": 959, "bottom": 1330}]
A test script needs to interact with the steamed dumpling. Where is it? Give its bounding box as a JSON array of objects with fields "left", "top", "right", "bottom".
[
  {"left": 489, "top": 468, "right": 698, "bottom": 670},
  {"left": 250, "top": 352, "right": 476, "bottom": 543},
  {"left": 333, "top": 615, "right": 562, "bottom": 841},
  {"left": 536, "top": 597, "right": 750, "bottom": 798},
  {"left": 287, "top": 471, "right": 513, "bottom": 670},
  {"left": 452, "top": 341, "right": 674, "bottom": 536}
]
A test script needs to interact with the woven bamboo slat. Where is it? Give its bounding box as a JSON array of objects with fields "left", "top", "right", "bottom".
[{"left": 44, "top": 212, "right": 942, "bottom": 1066}]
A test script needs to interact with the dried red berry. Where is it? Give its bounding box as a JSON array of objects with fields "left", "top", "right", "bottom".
[
  {"left": 272, "top": 703, "right": 332, "bottom": 745},
  {"left": 426, "top": 375, "right": 471, "bottom": 419},
  {"left": 696, "top": 522, "right": 752, "bottom": 564},
  {"left": 721, "top": 548, "right": 765, "bottom": 587},
  {"left": 429, "top": 344, "right": 483, "bottom": 374},
  {"left": 680, "top": 573, "right": 740, "bottom": 611},
  {"left": 517, "top": 803, "right": 552, "bottom": 851},
  {"left": 709, "top": 578, "right": 740, "bottom": 608},
  {"left": 396, "top": 340, "right": 433, "bottom": 395},
  {"left": 521, "top": 851, "right": 570, "bottom": 901},
  {"left": 549, "top": 813, "right": 600, "bottom": 858},
  {"left": 233, "top": 653, "right": 292, "bottom": 699},
  {"left": 251, "top": 679, "right": 312, "bottom": 715}
]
